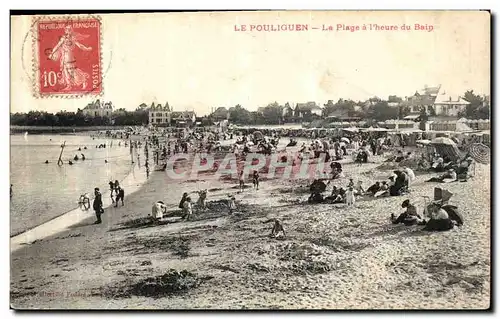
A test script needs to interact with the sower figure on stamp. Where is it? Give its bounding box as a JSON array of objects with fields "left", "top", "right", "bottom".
[{"left": 49, "top": 25, "right": 92, "bottom": 91}]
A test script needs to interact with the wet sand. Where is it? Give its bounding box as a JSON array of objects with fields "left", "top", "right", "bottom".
[
  {"left": 10, "top": 153, "right": 490, "bottom": 309},
  {"left": 11, "top": 162, "right": 148, "bottom": 252}
]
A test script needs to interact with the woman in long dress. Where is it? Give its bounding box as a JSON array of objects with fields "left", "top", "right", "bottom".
[{"left": 49, "top": 25, "right": 92, "bottom": 91}]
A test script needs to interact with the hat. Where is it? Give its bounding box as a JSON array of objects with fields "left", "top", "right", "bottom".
[
  {"left": 401, "top": 199, "right": 410, "bottom": 208},
  {"left": 94, "top": 187, "right": 100, "bottom": 191}
]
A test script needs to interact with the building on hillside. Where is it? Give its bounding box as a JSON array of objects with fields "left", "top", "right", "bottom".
[
  {"left": 294, "top": 102, "right": 322, "bottom": 118},
  {"left": 149, "top": 102, "right": 171, "bottom": 125},
  {"left": 433, "top": 93, "right": 470, "bottom": 116},
  {"left": 404, "top": 85, "right": 441, "bottom": 114},
  {"left": 170, "top": 111, "right": 197, "bottom": 127},
  {"left": 82, "top": 99, "right": 114, "bottom": 117},
  {"left": 282, "top": 103, "right": 294, "bottom": 118}
]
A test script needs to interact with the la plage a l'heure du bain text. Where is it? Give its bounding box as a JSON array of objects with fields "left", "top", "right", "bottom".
[{"left": 233, "top": 23, "right": 434, "bottom": 32}]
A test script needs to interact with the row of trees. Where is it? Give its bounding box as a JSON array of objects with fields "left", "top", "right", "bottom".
[
  {"left": 11, "top": 90, "right": 490, "bottom": 127},
  {"left": 225, "top": 98, "right": 412, "bottom": 125},
  {"left": 10, "top": 108, "right": 149, "bottom": 127}
]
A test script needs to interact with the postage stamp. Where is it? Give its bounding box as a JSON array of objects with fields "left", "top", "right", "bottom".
[{"left": 32, "top": 16, "right": 102, "bottom": 98}]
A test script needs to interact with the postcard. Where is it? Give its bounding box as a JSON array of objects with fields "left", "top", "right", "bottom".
[{"left": 10, "top": 11, "right": 490, "bottom": 310}]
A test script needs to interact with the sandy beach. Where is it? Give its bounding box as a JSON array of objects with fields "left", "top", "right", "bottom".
[{"left": 10, "top": 152, "right": 490, "bottom": 310}]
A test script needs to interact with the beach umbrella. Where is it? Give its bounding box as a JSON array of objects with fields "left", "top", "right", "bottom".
[
  {"left": 341, "top": 137, "right": 350, "bottom": 144},
  {"left": 253, "top": 131, "right": 263, "bottom": 140},
  {"left": 431, "top": 137, "right": 456, "bottom": 146},
  {"left": 467, "top": 143, "right": 490, "bottom": 164}
]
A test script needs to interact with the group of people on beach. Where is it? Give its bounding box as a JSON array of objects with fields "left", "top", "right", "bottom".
[
  {"left": 109, "top": 180, "right": 125, "bottom": 207},
  {"left": 82, "top": 126, "right": 474, "bottom": 236}
]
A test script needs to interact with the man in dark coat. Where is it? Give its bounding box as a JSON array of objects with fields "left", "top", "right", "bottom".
[{"left": 93, "top": 187, "right": 103, "bottom": 224}]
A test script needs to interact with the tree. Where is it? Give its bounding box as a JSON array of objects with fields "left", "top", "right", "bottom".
[
  {"left": 366, "top": 100, "right": 398, "bottom": 121},
  {"left": 428, "top": 105, "right": 436, "bottom": 116},
  {"left": 323, "top": 99, "right": 357, "bottom": 117},
  {"left": 262, "top": 102, "right": 283, "bottom": 124},
  {"left": 229, "top": 104, "right": 253, "bottom": 124},
  {"left": 398, "top": 105, "right": 411, "bottom": 119},
  {"left": 460, "top": 90, "right": 490, "bottom": 119}
]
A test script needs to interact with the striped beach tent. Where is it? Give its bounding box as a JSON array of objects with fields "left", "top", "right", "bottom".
[
  {"left": 431, "top": 137, "right": 461, "bottom": 162},
  {"left": 466, "top": 143, "right": 490, "bottom": 165}
]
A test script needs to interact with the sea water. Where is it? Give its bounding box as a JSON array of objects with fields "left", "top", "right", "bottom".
[{"left": 10, "top": 134, "right": 134, "bottom": 236}]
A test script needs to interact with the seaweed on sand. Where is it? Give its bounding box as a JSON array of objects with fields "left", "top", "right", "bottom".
[
  {"left": 103, "top": 234, "right": 196, "bottom": 257},
  {"left": 100, "top": 269, "right": 213, "bottom": 298}
]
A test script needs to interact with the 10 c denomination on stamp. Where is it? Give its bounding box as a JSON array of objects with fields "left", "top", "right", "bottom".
[{"left": 32, "top": 16, "right": 102, "bottom": 98}]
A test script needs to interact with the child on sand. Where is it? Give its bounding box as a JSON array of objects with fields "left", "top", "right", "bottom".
[
  {"left": 347, "top": 178, "right": 354, "bottom": 189},
  {"left": 183, "top": 197, "right": 193, "bottom": 221},
  {"left": 345, "top": 186, "right": 355, "bottom": 206},
  {"left": 197, "top": 190, "right": 207, "bottom": 210},
  {"left": 238, "top": 171, "right": 245, "bottom": 192},
  {"left": 228, "top": 195, "right": 236, "bottom": 215},
  {"left": 252, "top": 170, "right": 260, "bottom": 190},
  {"left": 151, "top": 201, "right": 167, "bottom": 220}
]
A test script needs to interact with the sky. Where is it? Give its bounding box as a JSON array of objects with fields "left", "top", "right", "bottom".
[{"left": 11, "top": 11, "right": 490, "bottom": 115}]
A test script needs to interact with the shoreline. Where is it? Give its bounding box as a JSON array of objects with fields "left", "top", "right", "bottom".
[
  {"left": 10, "top": 161, "right": 148, "bottom": 252},
  {"left": 10, "top": 125, "right": 133, "bottom": 134},
  {"left": 9, "top": 161, "right": 137, "bottom": 238}
]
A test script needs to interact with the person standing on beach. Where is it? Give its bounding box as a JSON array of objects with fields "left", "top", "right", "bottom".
[
  {"left": 238, "top": 170, "right": 245, "bottom": 192},
  {"left": 252, "top": 170, "right": 260, "bottom": 190},
  {"left": 115, "top": 187, "right": 125, "bottom": 207},
  {"left": 183, "top": 197, "right": 193, "bottom": 221},
  {"left": 109, "top": 181, "right": 115, "bottom": 203},
  {"left": 228, "top": 195, "right": 236, "bottom": 215},
  {"left": 93, "top": 188, "right": 103, "bottom": 224}
]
